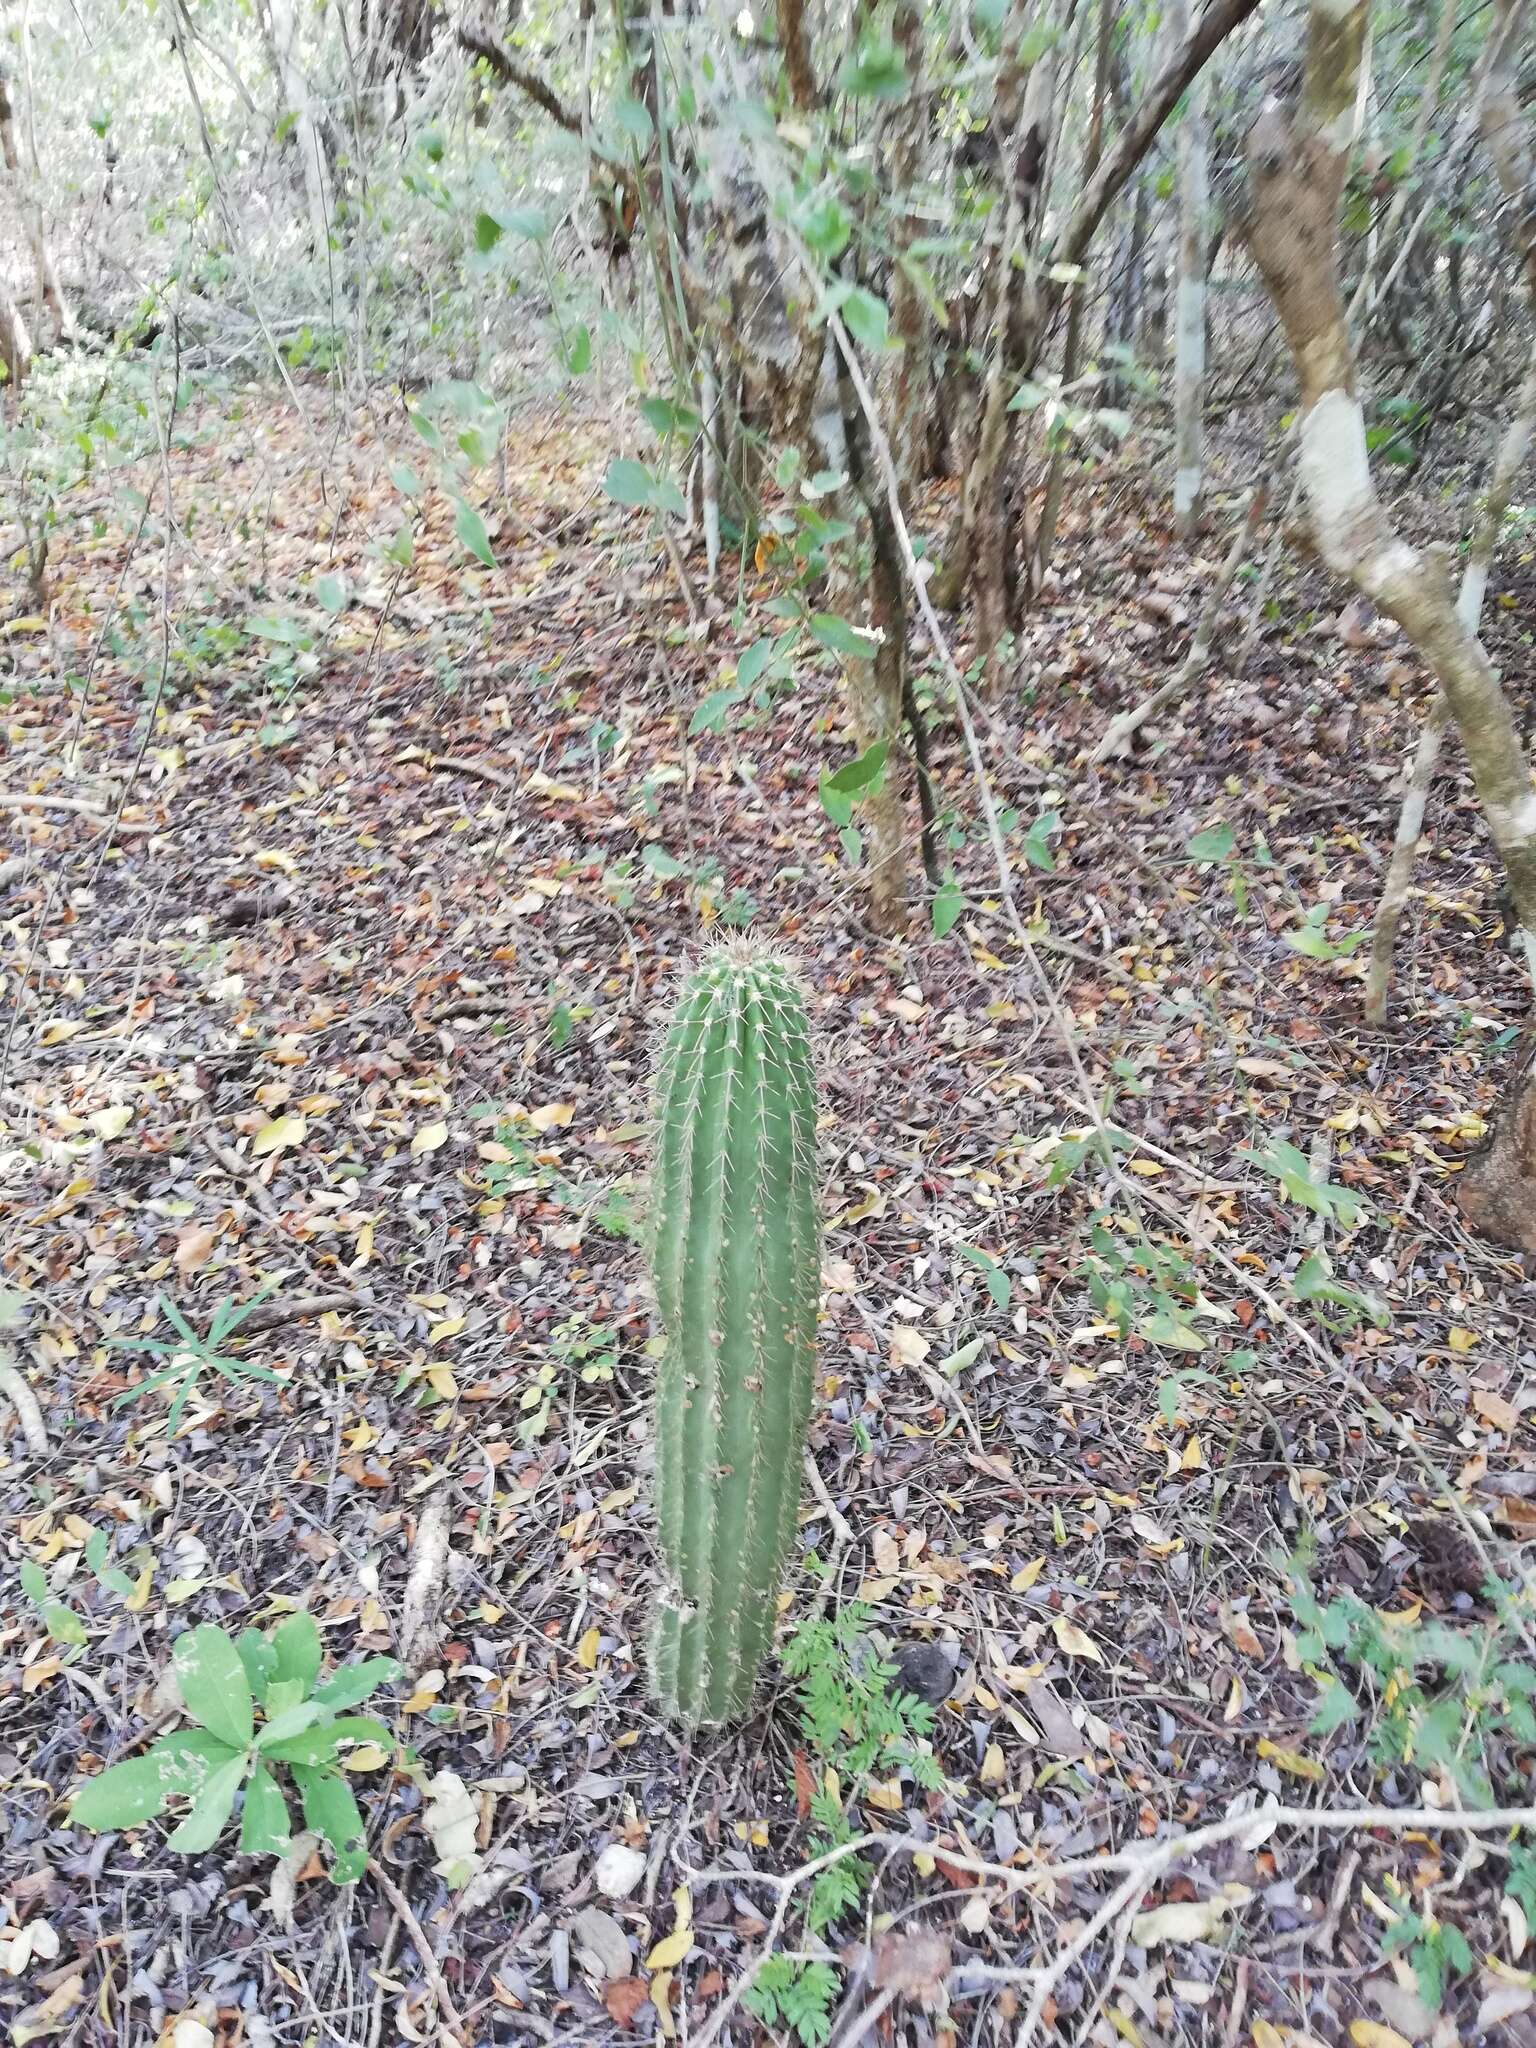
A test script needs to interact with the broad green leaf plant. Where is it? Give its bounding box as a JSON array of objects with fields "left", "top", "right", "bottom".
[{"left": 71, "top": 1616, "right": 399, "bottom": 1880}]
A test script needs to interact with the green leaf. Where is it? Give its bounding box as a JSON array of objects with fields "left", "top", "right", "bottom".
[
  {"left": 239, "top": 1761, "right": 292, "bottom": 1856},
  {"left": 474, "top": 211, "right": 503, "bottom": 253},
  {"left": 314, "top": 574, "right": 349, "bottom": 616},
  {"left": 797, "top": 194, "right": 849, "bottom": 260},
  {"left": 839, "top": 41, "right": 907, "bottom": 99},
  {"left": 639, "top": 394, "right": 701, "bottom": 436},
  {"left": 383, "top": 521, "right": 414, "bottom": 568},
  {"left": 559, "top": 324, "right": 592, "bottom": 376},
  {"left": 269, "top": 1612, "right": 324, "bottom": 1697},
  {"left": 256, "top": 1701, "right": 327, "bottom": 1750},
  {"left": 236, "top": 1628, "right": 277, "bottom": 1705},
  {"left": 642, "top": 844, "right": 686, "bottom": 880},
  {"left": 490, "top": 205, "right": 547, "bottom": 241},
  {"left": 175, "top": 1626, "right": 254, "bottom": 1751},
  {"left": 931, "top": 876, "right": 964, "bottom": 938},
  {"left": 166, "top": 1751, "right": 246, "bottom": 1854},
  {"left": 737, "top": 639, "right": 776, "bottom": 690},
  {"left": 259, "top": 1728, "right": 342, "bottom": 1768},
  {"left": 604, "top": 457, "right": 657, "bottom": 508},
  {"left": 840, "top": 287, "right": 893, "bottom": 353},
  {"left": 85, "top": 1528, "right": 136, "bottom": 1598},
  {"left": 689, "top": 684, "right": 746, "bottom": 736},
  {"left": 310, "top": 1656, "right": 402, "bottom": 1714},
  {"left": 1022, "top": 810, "right": 1061, "bottom": 872},
  {"left": 295, "top": 1766, "right": 368, "bottom": 1884},
  {"left": 453, "top": 498, "right": 496, "bottom": 569},
  {"left": 70, "top": 1733, "right": 236, "bottom": 1831},
  {"left": 810, "top": 613, "right": 879, "bottom": 661},
  {"left": 611, "top": 95, "right": 653, "bottom": 148},
  {"left": 826, "top": 740, "right": 889, "bottom": 797},
  {"left": 1185, "top": 821, "right": 1234, "bottom": 863}
]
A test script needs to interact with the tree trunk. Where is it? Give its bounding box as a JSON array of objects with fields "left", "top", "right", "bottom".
[
  {"left": 265, "top": 0, "right": 335, "bottom": 253},
  {"left": 1236, "top": 0, "right": 1536, "bottom": 991},
  {"left": 1457, "top": 1028, "right": 1536, "bottom": 1256},
  {"left": 0, "top": 69, "right": 73, "bottom": 345},
  {"left": 1170, "top": 0, "right": 1207, "bottom": 537}
]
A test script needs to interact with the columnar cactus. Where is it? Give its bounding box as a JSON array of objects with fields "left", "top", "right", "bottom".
[{"left": 648, "top": 944, "right": 821, "bottom": 1727}]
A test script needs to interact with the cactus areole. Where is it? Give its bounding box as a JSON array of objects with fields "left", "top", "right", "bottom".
[{"left": 647, "top": 945, "right": 821, "bottom": 1727}]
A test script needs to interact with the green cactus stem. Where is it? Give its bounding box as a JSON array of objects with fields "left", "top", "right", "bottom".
[{"left": 648, "top": 944, "right": 821, "bottom": 1727}]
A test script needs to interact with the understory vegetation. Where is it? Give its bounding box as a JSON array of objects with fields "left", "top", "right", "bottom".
[{"left": 3, "top": 1, "right": 1536, "bottom": 2044}]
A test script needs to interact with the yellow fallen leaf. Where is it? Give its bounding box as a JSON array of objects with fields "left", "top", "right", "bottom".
[
  {"left": 1011, "top": 1556, "right": 1045, "bottom": 1591},
  {"left": 1257, "top": 1737, "right": 1325, "bottom": 1782},
  {"left": 1179, "top": 1434, "right": 1205, "bottom": 1471},
  {"left": 40, "top": 1020, "right": 86, "bottom": 1045},
  {"left": 412, "top": 1120, "right": 450, "bottom": 1156},
  {"left": 1349, "top": 2025, "right": 1412, "bottom": 2048},
  {"left": 1131, "top": 1896, "right": 1233, "bottom": 1946},
  {"left": 251, "top": 1114, "right": 306, "bottom": 1157},
  {"left": 341, "top": 1744, "right": 391, "bottom": 1772},
  {"left": 979, "top": 1742, "right": 1006, "bottom": 1785},
  {"left": 1448, "top": 1327, "right": 1478, "bottom": 1354},
  {"left": 253, "top": 848, "right": 298, "bottom": 873},
  {"left": 645, "top": 1930, "right": 692, "bottom": 1972},
  {"left": 124, "top": 1564, "right": 153, "bottom": 1614},
  {"left": 863, "top": 1778, "right": 904, "bottom": 1811},
  {"left": 670, "top": 1884, "right": 691, "bottom": 1934},
  {"left": 577, "top": 1627, "right": 601, "bottom": 1670},
  {"left": 428, "top": 1314, "right": 465, "bottom": 1345},
  {"left": 351, "top": 1221, "right": 374, "bottom": 1269},
  {"left": 528, "top": 1102, "right": 574, "bottom": 1132},
  {"left": 90, "top": 1104, "right": 134, "bottom": 1141},
  {"left": 1053, "top": 1615, "right": 1103, "bottom": 1663},
  {"left": 1126, "top": 1159, "right": 1165, "bottom": 1176},
  {"left": 652, "top": 1968, "right": 676, "bottom": 2037},
  {"left": 426, "top": 1364, "right": 459, "bottom": 1401}
]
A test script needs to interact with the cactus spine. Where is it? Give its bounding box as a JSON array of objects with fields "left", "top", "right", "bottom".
[{"left": 648, "top": 944, "right": 820, "bottom": 1727}]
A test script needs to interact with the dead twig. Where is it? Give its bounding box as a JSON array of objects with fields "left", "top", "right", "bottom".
[{"left": 367, "top": 1859, "right": 467, "bottom": 2045}]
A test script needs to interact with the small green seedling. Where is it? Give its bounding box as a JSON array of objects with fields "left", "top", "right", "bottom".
[
  {"left": 111, "top": 1280, "right": 290, "bottom": 1434},
  {"left": 70, "top": 1615, "right": 399, "bottom": 1881}
]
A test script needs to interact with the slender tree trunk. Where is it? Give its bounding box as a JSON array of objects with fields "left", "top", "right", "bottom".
[
  {"left": 0, "top": 70, "right": 72, "bottom": 345},
  {"left": 883, "top": 1, "right": 928, "bottom": 504},
  {"left": 1236, "top": 0, "right": 1536, "bottom": 991},
  {"left": 1170, "top": 0, "right": 1208, "bottom": 537},
  {"left": 265, "top": 0, "right": 335, "bottom": 253},
  {"left": 1037, "top": 0, "right": 1115, "bottom": 580},
  {"left": 1363, "top": 0, "right": 1536, "bottom": 1024}
]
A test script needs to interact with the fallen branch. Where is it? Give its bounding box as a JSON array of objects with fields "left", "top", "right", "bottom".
[
  {"left": 0, "top": 1341, "right": 48, "bottom": 1458},
  {"left": 237, "top": 1291, "right": 362, "bottom": 1334},
  {"left": 0, "top": 792, "right": 157, "bottom": 834},
  {"left": 367, "top": 1859, "right": 468, "bottom": 2045},
  {"left": 423, "top": 754, "right": 521, "bottom": 795},
  {"left": 687, "top": 1799, "right": 1536, "bottom": 2048},
  {"left": 400, "top": 1485, "right": 453, "bottom": 1671},
  {"left": 431, "top": 993, "right": 519, "bottom": 1022}
]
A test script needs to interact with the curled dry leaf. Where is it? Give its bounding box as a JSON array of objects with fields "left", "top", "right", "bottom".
[{"left": 422, "top": 1768, "right": 480, "bottom": 1888}]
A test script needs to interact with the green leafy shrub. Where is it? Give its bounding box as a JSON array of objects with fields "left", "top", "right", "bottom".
[{"left": 71, "top": 1616, "right": 399, "bottom": 1881}]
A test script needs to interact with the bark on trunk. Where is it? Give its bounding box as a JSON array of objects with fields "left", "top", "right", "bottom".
[
  {"left": 0, "top": 70, "right": 73, "bottom": 345},
  {"left": 266, "top": 0, "right": 336, "bottom": 253},
  {"left": 1237, "top": 0, "right": 1536, "bottom": 992},
  {"left": 1170, "top": 0, "right": 1208, "bottom": 537},
  {"left": 1457, "top": 1028, "right": 1536, "bottom": 1256}
]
